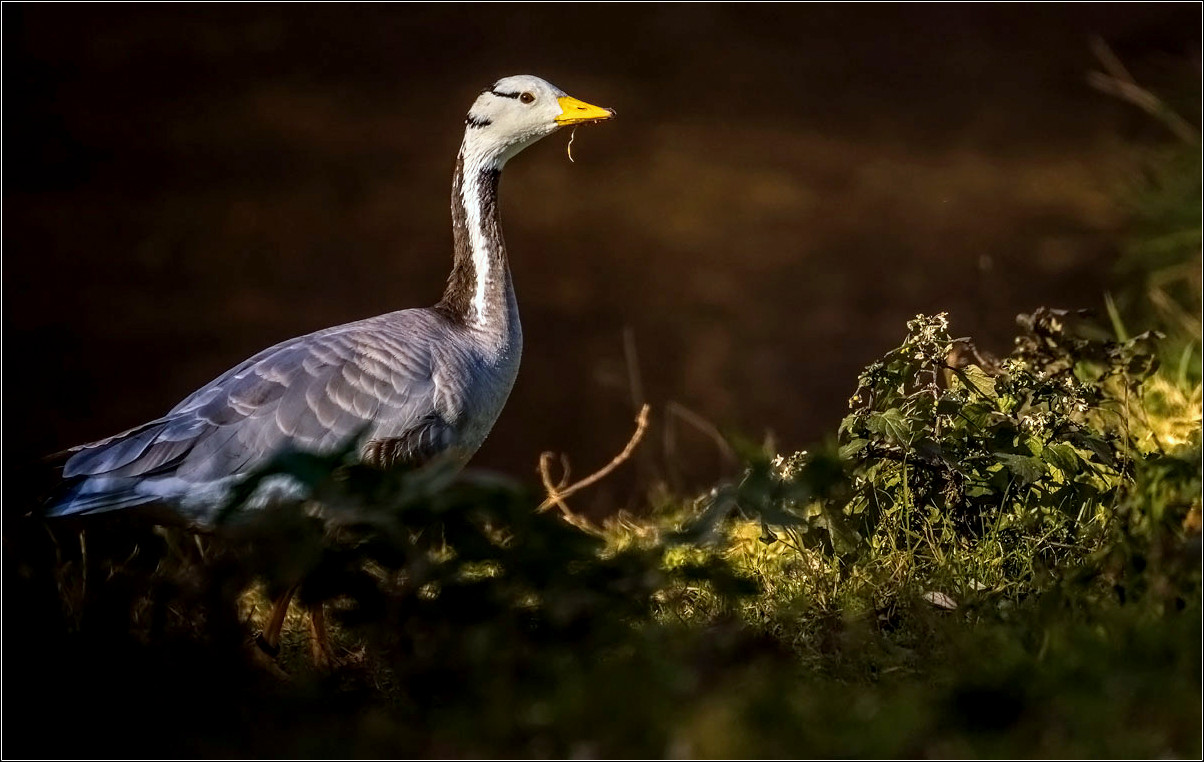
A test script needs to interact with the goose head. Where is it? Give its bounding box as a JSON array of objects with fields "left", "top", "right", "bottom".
[{"left": 461, "top": 75, "right": 615, "bottom": 167}]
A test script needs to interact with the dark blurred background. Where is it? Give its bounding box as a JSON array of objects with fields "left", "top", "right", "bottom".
[{"left": 4, "top": 4, "right": 1199, "bottom": 509}]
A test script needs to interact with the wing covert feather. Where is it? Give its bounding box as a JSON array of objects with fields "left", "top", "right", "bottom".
[{"left": 64, "top": 313, "right": 447, "bottom": 486}]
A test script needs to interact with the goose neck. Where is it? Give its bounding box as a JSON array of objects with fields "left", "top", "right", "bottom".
[{"left": 438, "top": 144, "right": 517, "bottom": 332}]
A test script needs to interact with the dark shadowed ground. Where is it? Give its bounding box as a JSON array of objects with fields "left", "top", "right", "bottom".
[{"left": 3, "top": 4, "right": 1199, "bottom": 511}]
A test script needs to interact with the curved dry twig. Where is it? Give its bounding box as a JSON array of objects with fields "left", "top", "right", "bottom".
[{"left": 538, "top": 404, "right": 651, "bottom": 531}]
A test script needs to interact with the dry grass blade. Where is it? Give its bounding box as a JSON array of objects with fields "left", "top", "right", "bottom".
[
  {"left": 1087, "top": 36, "right": 1198, "bottom": 144},
  {"left": 665, "top": 400, "right": 738, "bottom": 465}
]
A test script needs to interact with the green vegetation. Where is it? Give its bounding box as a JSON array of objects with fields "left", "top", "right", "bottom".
[
  {"left": 603, "top": 303, "right": 1200, "bottom": 757},
  {"left": 9, "top": 284, "right": 1196, "bottom": 756},
  {"left": 5, "top": 78, "right": 1200, "bottom": 762}
]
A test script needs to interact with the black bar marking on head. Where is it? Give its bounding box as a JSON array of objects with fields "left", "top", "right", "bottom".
[
  {"left": 465, "top": 114, "right": 493, "bottom": 128},
  {"left": 488, "top": 89, "right": 521, "bottom": 99}
]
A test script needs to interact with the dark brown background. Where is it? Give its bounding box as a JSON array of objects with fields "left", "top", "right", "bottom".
[{"left": 4, "top": 4, "right": 1199, "bottom": 510}]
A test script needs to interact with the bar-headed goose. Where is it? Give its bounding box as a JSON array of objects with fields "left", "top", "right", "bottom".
[{"left": 48, "top": 75, "right": 614, "bottom": 523}]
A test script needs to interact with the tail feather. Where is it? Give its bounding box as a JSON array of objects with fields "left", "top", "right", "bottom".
[
  {"left": 62, "top": 423, "right": 166, "bottom": 478},
  {"left": 45, "top": 420, "right": 192, "bottom": 518},
  {"left": 45, "top": 476, "right": 161, "bottom": 517}
]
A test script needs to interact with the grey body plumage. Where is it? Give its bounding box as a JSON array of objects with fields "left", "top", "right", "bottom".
[{"left": 47, "top": 75, "right": 613, "bottom": 524}]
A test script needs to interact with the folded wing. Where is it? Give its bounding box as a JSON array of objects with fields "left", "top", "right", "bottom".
[{"left": 52, "top": 314, "right": 447, "bottom": 517}]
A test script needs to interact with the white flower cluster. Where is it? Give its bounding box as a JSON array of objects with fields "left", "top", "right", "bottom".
[
  {"left": 772, "top": 451, "right": 809, "bottom": 479},
  {"left": 1019, "top": 411, "right": 1054, "bottom": 434}
]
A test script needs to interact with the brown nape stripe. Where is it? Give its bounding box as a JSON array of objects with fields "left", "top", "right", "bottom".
[
  {"left": 488, "top": 89, "right": 520, "bottom": 99},
  {"left": 437, "top": 156, "right": 505, "bottom": 324},
  {"left": 465, "top": 114, "right": 492, "bottom": 128}
]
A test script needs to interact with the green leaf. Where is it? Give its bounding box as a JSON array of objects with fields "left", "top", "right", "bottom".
[
  {"left": 866, "top": 408, "right": 913, "bottom": 446},
  {"left": 953, "top": 365, "right": 998, "bottom": 399},
  {"left": 839, "top": 437, "right": 869, "bottom": 459},
  {"left": 959, "top": 401, "right": 998, "bottom": 428},
  {"left": 935, "top": 396, "right": 963, "bottom": 415},
  {"left": 1043, "top": 442, "right": 1082, "bottom": 476},
  {"left": 1072, "top": 432, "right": 1118, "bottom": 468},
  {"left": 994, "top": 453, "right": 1047, "bottom": 485},
  {"left": 814, "top": 504, "right": 863, "bottom": 556},
  {"left": 913, "top": 437, "right": 952, "bottom": 468}
]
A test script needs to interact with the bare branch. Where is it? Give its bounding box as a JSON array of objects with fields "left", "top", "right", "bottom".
[{"left": 538, "top": 404, "right": 652, "bottom": 532}]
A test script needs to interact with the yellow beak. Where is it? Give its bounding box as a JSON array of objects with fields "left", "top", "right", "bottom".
[{"left": 555, "top": 95, "right": 616, "bottom": 125}]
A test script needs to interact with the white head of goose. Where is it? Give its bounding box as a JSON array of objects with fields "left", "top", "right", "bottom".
[{"left": 46, "top": 75, "right": 615, "bottom": 524}]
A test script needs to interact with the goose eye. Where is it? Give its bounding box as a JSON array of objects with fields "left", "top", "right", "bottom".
[{"left": 519, "top": 92, "right": 535, "bottom": 104}]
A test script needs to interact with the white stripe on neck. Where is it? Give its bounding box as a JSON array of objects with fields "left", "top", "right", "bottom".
[{"left": 460, "top": 147, "right": 499, "bottom": 328}]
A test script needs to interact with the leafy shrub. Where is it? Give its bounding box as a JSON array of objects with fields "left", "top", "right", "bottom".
[
  {"left": 690, "top": 309, "right": 1166, "bottom": 610},
  {"left": 631, "top": 306, "right": 1198, "bottom": 676}
]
